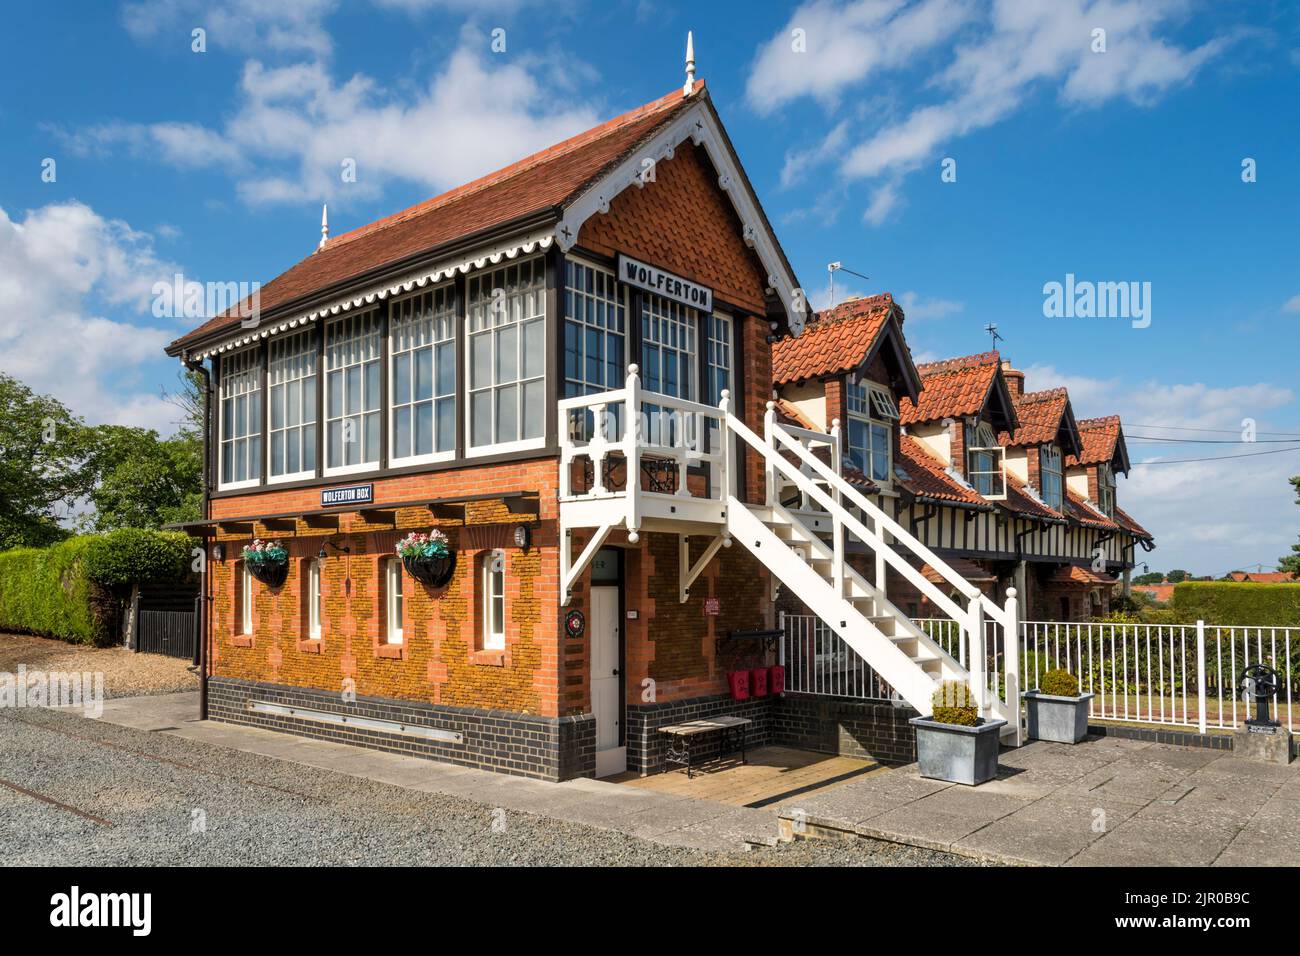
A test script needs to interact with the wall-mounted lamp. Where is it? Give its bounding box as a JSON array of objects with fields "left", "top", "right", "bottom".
[
  {"left": 318, "top": 541, "right": 351, "bottom": 560},
  {"left": 513, "top": 524, "right": 531, "bottom": 551}
]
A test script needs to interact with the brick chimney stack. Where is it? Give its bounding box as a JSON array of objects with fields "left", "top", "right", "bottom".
[{"left": 1002, "top": 360, "right": 1025, "bottom": 400}]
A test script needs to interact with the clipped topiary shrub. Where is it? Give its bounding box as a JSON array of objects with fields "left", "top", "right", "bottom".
[
  {"left": 931, "top": 680, "right": 978, "bottom": 726},
  {"left": 83, "top": 528, "right": 195, "bottom": 587},
  {"left": 1040, "top": 668, "right": 1080, "bottom": 697}
]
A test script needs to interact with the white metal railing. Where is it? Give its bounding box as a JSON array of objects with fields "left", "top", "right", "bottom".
[
  {"left": 1021, "top": 620, "right": 1300, "bottom": 733},
  {"left": 779, "top": 612, "right": 898, "bottom": 701}
]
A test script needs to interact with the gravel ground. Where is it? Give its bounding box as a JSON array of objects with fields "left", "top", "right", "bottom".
[
  {"left": 0, "top": 633, "right": 198, "bottom": 698},
  {"left": 0, "top": 706, "right": 986, "bottom": 867}
]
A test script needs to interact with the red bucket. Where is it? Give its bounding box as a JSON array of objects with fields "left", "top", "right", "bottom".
[
  {"left": 727, "top": 669, "right": 750, "bottom": 701},
  {"left": 750, "top": 667, "right": 769, "bottom": 697},
  {"left": 768, "top": 665, "right": 785, "bottom": 695}
]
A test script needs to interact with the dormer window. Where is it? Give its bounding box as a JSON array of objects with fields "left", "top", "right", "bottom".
[
  {"left": 965, "top": 422, "right": 1006, "bottom": 499},
  {"left": 1039, "top": 443, "right": 1064, "bottom": 511},
  {"left": 846, "top": 381, "right": 894, "bottom": 482},
  {"left": 1098, "top": 463, "right": 1116, "bottom": 517}
]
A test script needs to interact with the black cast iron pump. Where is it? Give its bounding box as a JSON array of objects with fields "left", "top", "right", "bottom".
[{"left": 1239, "top": 664, "right": 1281, "bottom": 727}]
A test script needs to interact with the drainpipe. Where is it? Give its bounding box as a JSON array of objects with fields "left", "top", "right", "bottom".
[{"left": 184, "top": 352, "right": 212, "bottom": 721}]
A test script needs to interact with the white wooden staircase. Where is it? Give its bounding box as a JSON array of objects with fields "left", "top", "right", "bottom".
[{"left": 557, "top": 368, "right": 1023, "bottom": 743}]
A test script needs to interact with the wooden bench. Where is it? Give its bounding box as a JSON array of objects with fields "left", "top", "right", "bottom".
[{"left": 658, "top": 716, "right": 752, "bottom": 778}]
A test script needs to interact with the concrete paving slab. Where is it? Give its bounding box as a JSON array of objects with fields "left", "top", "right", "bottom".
[
  {"left": 956, "top": 791, "right": 1145, "bottom": 866},
  {"left": 1067, "top": 815, "right": 1240, "bottom": 867}
]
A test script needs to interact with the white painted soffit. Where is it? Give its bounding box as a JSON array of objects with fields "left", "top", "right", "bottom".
[
  {"left": 555, "top": 99, "right": 807, "bottom": 334},
  {"left": 191, "top": 230, "right": 556, "bottom": 360}
]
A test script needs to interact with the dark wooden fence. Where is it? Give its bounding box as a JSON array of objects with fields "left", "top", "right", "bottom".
[{"left": 136, "top": 608, "right": 196, "bottom": 659}]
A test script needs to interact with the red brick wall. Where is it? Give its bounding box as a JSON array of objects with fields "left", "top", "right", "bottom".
[
  {"left": 207, "top": 459, "right": 560, "bottom": 717},
  {"left": 949, "top": 419, "right": 967, "bottom": 478}
]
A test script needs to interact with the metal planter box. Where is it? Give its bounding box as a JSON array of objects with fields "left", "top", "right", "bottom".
[
  {"left": 909, "top": 715, "right": 1006, "bottom": 786},
  {"left": 1023, "top": 691, "right": 1094, "bottom": 744}
]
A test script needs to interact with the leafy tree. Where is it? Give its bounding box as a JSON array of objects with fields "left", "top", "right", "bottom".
[
  {"left": 1279, "top": 476, "right": 1300, "bottom": 579},
  {"left": 1166, "top": 569, "right": 1191, "bottom": 583},
  {"left": 1132, "top": 571, "right": 1165, "bottom": 586},
  {"left": 0, "top": 373, "right": 96, "bottom": 550},
  {"left": 82, "top": 425, "right": 201, "bottom": 532}
]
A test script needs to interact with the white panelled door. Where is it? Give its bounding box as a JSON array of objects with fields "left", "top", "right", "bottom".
[{"left": 590, "top": 585, "right": 625, "bottom": 777}]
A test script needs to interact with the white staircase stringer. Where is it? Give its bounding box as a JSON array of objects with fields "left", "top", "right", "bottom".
[{"left": 728, "top": 498, "right": 944, "bottom": 714}]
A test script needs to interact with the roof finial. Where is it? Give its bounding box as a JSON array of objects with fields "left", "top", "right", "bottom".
[
  {"left": 683, "top": 31, "right": 696, "bottom": 97},
  {"left": 318, "top": 203, "right": 329, "bottom": 251}
]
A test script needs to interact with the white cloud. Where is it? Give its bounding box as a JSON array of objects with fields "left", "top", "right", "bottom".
[
  {"left": 122, "top": 0, "right": 340, "bottom": 56},
  {"left": 897, "top": 290, "right": 963, "bottom": 321},
  {"left": 746, "top": 0, "right": 977, "bottom": 113},
  {"left": 1021, "top": 363, "right": 1299, "bottom": 575},
  {"left": 0, "top": 202, "right": 182, "bottom": 432},
  {"left": 1282, "top": 294, "right": 1300, "bottom": 313},
  {"left": 752, "top": 0, "right": 1233, "bottom": 224},
  {"left": 78, "top": 33, "right": 603, "bottom": 207}
]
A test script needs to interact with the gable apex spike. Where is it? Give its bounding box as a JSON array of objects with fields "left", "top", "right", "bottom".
[
  {"left": 318, "top": 203, "right": 329, "bottom": 252},
  {"left": 683, "top": 31, "right": 696, "bottom": 97}
]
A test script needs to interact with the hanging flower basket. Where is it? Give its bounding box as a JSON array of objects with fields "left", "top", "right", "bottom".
[
  {"left": 242, "top": 539, "right": 289, "bottom": 588},
  {"left": 397, "top": 531, "right": 454, "bottom": 587}
]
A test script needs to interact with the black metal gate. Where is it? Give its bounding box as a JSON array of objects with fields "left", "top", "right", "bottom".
[{"left": 136, "top": 608, "right": 196, "bottom": 659}]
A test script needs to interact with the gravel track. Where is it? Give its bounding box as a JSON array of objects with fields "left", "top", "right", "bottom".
[{"left": 0, "top": 707, "right": 985, "bottom": 867}]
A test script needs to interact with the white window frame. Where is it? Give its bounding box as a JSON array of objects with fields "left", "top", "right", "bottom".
[
  {"left": 965, "top": 421, "right": 1007, "bottom": 500},
  {"left": 266, "top": 330, "right": 318, "bottom": 484},
  {"left": 845, "top": 380, "right": 892, "bottom": 484},
  {"left": 483, "top": 550, "right": 506, "bottom": 651},
  {"left": 385, "top": 558, "right": 404, "bottom": 645},
  {"left": 1098, "top": 462, "right": 1116, "bottom": 517},
  {"left": 563, "top": 256, "right": 627, "bottom": 442},
  {"left": 389, "top": 284, "right": 457, "bottom": 467},
  {"left": 307, "top": 559, "right": 322, "bottom": 640},
  {"left": 640, "top": 291, "right": 699, "bottom": 450},
  {"left": 706, "top": 311, "right": 733, "bottom": 447},
  {"left": 218, "top": 346, "right": 263, "bottom": 491},
  {"left": 466, "top": 256, "right": 547, "bottom": 457},
  {"left": 240, "top": 562, "right": 253, "bottom": 636},
  {"left": 1040, "top": 443, "right": 1064, "bottom": 511},
  {"left": 324, "top": 309, "right": 383, "bottom": 477}
]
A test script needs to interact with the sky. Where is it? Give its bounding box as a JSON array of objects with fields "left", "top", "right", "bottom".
[{"left": 0, "top": 0, "right": 1297, "bottom": 576}]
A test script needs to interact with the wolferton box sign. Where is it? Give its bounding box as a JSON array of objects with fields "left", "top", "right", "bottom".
[
  {"left": 618, "top": 254, "right": 713, "bottom": 312},
  {"left": 321, "top": 483, "right": 374, "bottom": 508}
]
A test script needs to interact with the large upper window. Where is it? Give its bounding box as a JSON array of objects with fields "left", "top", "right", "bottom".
[
  {"left": 1098, "top": 463, "right": 1116, "bottom": 517},
  {"left": 846, "top": 381, "right": 893, "bottom": 483},
  {"left": 219, "top": 347, "right": 262, "bottom": 488},
  {"left": 641, "top": 292, "right": 698, "bottom": 449},
  {"left": 1040, "top": 443, "right": 1064, "bottom": 511},
  {"left": 391, "top": 286, "right": 456, "bottom": 463},
  {"left": 467, "top": 257, "right": 546, "bottom": 452},
  {"left": 965, "top": 421, "right": 1006, "bottom": 499},
  {"left": 267, "top": 331, "right": 317, "bottom": 481},
  {"left": 564, "top": 259, "right": 625, "bottom": 441},
  {"left": 325, "top": 310, "right": 381, "bottom": 472}
]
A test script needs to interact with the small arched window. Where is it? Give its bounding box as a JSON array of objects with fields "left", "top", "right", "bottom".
[{"left": 482, "top": 550, "right": 506, "bottom": 651}]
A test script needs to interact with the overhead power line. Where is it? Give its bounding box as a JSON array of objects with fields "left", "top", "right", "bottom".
[
  {"left": 1129, "top": 422, "right": 1300, "bottom": 437},
  {"left": 1131, "top": 443, "right": 1300, "bottom": 466},
  {"left": 1128, "top": 435, "right": 1300, "bottom": 444}
]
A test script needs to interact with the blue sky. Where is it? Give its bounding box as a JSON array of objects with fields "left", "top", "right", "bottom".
[{"left": 1, "top": 0, "right": 1297, "bottom": 575}]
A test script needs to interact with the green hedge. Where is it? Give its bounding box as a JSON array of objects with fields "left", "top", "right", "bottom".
[
  {"left": 0, "top": 537, "right": 106, "bottom": 644},
  {"left": 1172, "top": 582, "right": 1300, "bottom": 627},
  {"left": 0, "top": 529, "right": 196, "bottom": 645}
]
